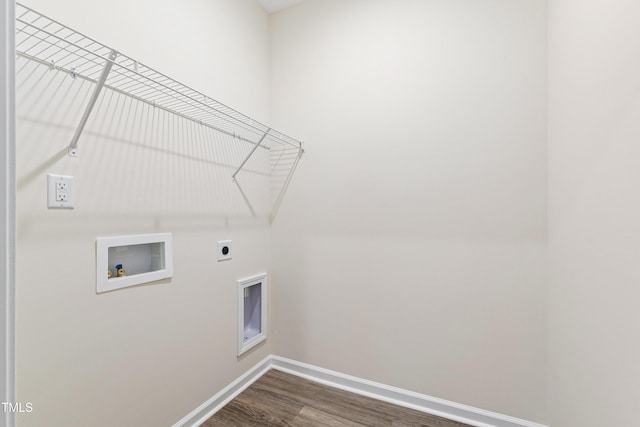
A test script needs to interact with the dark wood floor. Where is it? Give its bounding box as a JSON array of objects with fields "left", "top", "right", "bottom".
[{"left": 203, "top": 369, "right": 471, "bottom": 427}]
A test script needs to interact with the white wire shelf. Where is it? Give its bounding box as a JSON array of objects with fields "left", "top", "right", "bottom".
[{"left": 15, "top": 2, "right": 304, "bottom": 170}]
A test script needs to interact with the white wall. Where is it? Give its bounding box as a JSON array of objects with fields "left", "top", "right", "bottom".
[
  {"left": 269, "top": 0, "right": 548, "bottom": 423},
  {"left": 16, "top": 1, "right": 640, "bottom": 425},
  {"left": 548, "top": 0, "right": 640, "bottom": 425},
  {"left": 16, "top": 1, "right": 272, "bottom": 426}
]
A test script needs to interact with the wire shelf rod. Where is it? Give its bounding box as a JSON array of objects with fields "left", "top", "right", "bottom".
[
  {"left": 16, "top": 50, "right": 272, "bottom": 152},
  {"left": 16, "top": 18, "right": 106, "bottom": 66},
  {"left": 15, "top": 2, "right": 304, "bottom": 154},
  {"left": 92, "top": 57, "right": 270, "bottom": 141},
  {"left": 17, "top": 3, "right": 112, "bottom": 56}
]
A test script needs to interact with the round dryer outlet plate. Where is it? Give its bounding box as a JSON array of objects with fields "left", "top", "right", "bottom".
[{"left": 217, "top": 240, "right": 232, "bottom": 261}]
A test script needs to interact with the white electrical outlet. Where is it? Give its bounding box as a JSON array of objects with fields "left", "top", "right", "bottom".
[
  {"left": 47, "top": 174, "right": 75, "bottom": 209},
  {"left": 217, "top": 240, "right": 232, "bottom": 261}
]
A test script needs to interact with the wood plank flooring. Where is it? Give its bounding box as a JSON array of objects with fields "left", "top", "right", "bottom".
[{"left": 203, "top": 369, "right": 471, "bottom": 427}]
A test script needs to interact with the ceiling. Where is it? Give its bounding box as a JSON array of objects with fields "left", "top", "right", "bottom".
[{"left": 257, "top": 0, "right": 305, "bottom": 13}]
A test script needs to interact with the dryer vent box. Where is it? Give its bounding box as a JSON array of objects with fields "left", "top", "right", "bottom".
[{"left": 237, "top": 273, "right": 267, "bottom": 356}]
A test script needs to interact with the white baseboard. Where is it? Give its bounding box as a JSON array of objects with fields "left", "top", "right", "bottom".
[
  {"left": 172, "top": 355, "right": 272, "bottom": 427},
  {"left": 175, "top": 355, "right": 547, "bottom": 427},
  {"left": 270, "top": 356, "right": 547, "bottom": 427}
]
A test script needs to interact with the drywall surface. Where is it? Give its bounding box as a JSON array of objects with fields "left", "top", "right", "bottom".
[
  {"left": 548, "top": 0, "right": 640, "bottom": 425},
  {"left": 16, "top": 1, "right": 272, "bottom": 426},
  {"left": 270, "top": 0, "right": 547, "bottom": 423}
]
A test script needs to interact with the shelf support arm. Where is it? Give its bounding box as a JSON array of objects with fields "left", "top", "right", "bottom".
[
  {"left": 232, "top": 129, "right": 270, "bottom": 180},
  {"left": 68, "top": 49, "right": 118, "bottom": 157}
]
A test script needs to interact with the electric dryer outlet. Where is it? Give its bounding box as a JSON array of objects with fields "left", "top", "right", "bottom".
[{"left": 217, "top": 240, "right": 232, "bottom": 261}]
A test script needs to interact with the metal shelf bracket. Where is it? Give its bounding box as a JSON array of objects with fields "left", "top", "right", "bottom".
[
  {"left": 68, "top": 49, "right": 117, "bottom": 157},
  {"left": 232, "top": 129, "right": 271, "bottom": 181}
]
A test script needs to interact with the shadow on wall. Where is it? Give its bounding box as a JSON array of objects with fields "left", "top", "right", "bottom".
[{"left": 15, "top": 56, "right": 300, "bottom": 237}]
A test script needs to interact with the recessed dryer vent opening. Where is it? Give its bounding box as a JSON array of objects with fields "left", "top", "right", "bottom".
[{"left": 237, "top": 273, "right": 267, "bottom": 356}]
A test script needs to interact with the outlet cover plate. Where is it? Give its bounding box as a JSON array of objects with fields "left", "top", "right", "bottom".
[
  {"left": 47, "top": 174, "right": 75, "bottom": 209},
  {"left": 217, "top": 240, "right": 232, "bottom": 261}
]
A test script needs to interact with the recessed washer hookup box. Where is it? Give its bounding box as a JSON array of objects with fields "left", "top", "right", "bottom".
[{"left": 96, "top": 233, "right": 173, "bottom": 293}]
